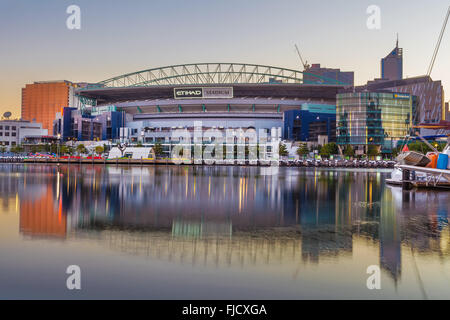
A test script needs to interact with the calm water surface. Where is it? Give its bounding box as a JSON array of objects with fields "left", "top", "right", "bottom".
[{"left": 0, "top": 164, "right": 449, "bottom": 299}]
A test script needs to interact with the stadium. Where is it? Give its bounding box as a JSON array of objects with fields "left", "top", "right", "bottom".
[{"left": 74, "top": 63, "right": 350, "bottom": 145}]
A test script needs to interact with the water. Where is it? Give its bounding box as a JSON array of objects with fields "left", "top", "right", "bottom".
[{"left": 0, "top": 163, "right": 449, "bottom": 299}]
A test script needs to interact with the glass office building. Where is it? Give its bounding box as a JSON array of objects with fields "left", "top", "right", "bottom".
[{"left": 336, "top": 91, "right": 415, "bottom": 153}]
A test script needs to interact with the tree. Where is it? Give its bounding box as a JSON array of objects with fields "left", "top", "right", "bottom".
[
  {"left": 95, "top": 145, "right": 104, "bottom": 156},
  {"left": 153, "top": 142, "right": 164, "bottom": 158},
  {"left": 367, "top": 145, "right": 380, "bottom": 157},
  {"left": 296, "top": 143, "right": 309, "bottom": 159},
  {"left": 10, "top": 145, "right": 24, "bottom": 154},
  {"left": 66, "top": 146, "right": 74, "bottom": 155},
  {"left": 319, "top": 143, "right": 339, "bottom": 158},
  {"left": 343, "top": 145, "right": 355, "bottom": 158},
  {"left": 319, "top": 142, "right": 339, "bottom": 157},
  {"left": 60, "top": 145, "right": 70, "bottom": 155},
  {"left": 0, "top": 146, "right": 6, "bottom": 153},
  {"left": 49, "top": 143, "right": 58, "bottom": 154},
  {"left": 136, "top": 142, "right": 143, "bottom": 148},
  {"left": 319, "top": 145, "right": 331, "bottom": 158},
  {"left": 327, "top": 142, "right": 339, "bottom": 155},
  {"left": 392, "top": 147, "right": 400, "bottom": 158},
  {"left": 279, "top": 143, "right": 289, "bottom": 157},
  {"left": 76, "top": 144, "right": 86, "bottom": 155},
  {"left": 406, "top": 141, "right": 445, "bottom": 153}
]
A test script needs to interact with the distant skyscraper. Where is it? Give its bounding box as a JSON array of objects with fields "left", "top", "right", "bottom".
[{"left": 381, "top": 39, "right": 403, "bottom": 81}]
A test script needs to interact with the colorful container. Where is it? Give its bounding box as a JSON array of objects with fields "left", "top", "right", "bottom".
[
  {"left": 426, "top": 152, "right": 438, "bottom": 168},
  {"left": 444, "top": 148, "right": 450, "bottom": 169},
  {"left": 437, "top": 153, "right": 448, "bottom": 170}
]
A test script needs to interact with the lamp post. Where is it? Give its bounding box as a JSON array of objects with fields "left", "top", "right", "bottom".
[{"left": 57, "top": 133, "right": 61, "bottom": 160}]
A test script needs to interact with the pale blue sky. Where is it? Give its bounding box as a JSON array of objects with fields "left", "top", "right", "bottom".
[{"left": 1, "top": 0, "right": 449, "bottom": 116}]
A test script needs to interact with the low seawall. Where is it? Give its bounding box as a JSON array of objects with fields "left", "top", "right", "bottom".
[{"left": 3, "top": 158, "right": 397, "bottom": 168}]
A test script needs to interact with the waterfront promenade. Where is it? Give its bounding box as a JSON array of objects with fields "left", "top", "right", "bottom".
[{"left": 0, "top": 157, "right": 396, "bottom": 168}]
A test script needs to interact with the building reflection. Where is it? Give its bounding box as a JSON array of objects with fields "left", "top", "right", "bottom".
[
  {"left": 8, "top": 164, "right": 449, "bottom": 281},
  {"left": 20, "top": 184, "right": 67, "bottom": 238}
]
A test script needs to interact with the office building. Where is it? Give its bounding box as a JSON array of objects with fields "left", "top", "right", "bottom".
[
  {"left": 336, "top": 91, "right": 415, "bottom": 154},
  {"left": 21, "top": 81, "right": 77, "bottom": 132},
  {"left": 0, "top": 119, "right": 48, "bottom": 149},
  {"left": 283, "top": 104, "right": 336, "bottom": 142},
  {"left": 53, "top": 107, "right": 124, "bottom": 141}
]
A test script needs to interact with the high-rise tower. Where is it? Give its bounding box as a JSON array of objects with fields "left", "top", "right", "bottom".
[{"left": 381, "top": 37, "right": 403, "bottom": 81}]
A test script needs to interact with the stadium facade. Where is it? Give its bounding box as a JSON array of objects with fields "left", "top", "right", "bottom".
[
  {"left": 72, "top": 63, "right": 349, "bottom": 148},
  {"left": 47, "top": 58, "right": 447, "bottom": 153}
]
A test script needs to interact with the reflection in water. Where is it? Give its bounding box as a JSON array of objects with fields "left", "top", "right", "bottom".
[{"left": 0, "top": 164, "right": 449, "bottom": 298}]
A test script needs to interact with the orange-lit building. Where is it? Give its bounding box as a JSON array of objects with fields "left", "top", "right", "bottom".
[{"left": 21, "top": 81, "right": 76, "bottom": 132}]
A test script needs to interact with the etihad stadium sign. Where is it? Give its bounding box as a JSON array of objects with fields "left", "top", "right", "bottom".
[{"left": 174, "top": 87, "right": 233, "bottom": 99}]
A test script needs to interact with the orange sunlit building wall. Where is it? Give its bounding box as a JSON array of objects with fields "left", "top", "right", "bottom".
[{"left": 21, "top": 81, "right": 75, "bottom": 132}]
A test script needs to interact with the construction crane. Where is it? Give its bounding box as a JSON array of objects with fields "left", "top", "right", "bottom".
[
  {"left": 427, "top": 5, "right": 450, "bottom": 77},
  {"left": 294, "top": 44, "right": 310, "bottom": 71}
]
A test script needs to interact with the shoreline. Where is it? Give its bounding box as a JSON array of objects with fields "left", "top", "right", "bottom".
[{"left": 0, "top": 158, "right": 396, "bottom": 168}]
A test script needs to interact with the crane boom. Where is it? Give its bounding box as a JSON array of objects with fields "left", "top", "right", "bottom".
[
  {"left": 427, "top": 6, "right": 450, "bottom": 76},
  {"left": 294, "top": 44, "right": 309, "bottom": 71}
]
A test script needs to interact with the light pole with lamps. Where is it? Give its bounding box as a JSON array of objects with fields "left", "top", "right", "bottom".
[{"left": 57, "top": 133, "right": 61, "bottom": 160}]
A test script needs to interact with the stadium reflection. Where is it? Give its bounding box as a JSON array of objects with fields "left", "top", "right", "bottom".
[{"left": 3, "top": 163, "right": 447, "bottom": 287}]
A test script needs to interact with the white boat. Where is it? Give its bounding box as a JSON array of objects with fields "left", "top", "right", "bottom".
[{"left": 387, "top": 137, "right": 450, "bottom": 187}]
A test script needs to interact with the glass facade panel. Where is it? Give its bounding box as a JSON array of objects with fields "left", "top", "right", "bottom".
[{"left": 336, "top": 92, "right": 412, "bottom": 147}]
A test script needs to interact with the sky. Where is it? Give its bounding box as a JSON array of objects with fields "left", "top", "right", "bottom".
[{"left": 1, "top": 0, "right": 449, "bottom": 118}]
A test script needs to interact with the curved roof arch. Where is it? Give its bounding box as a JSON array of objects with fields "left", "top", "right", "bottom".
[{"left": 96, "top": 62, "right": 345, "bottom": 88}]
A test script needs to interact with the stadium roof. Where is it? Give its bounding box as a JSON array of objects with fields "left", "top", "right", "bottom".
[
  {"left": 89, "top": 63, "right": 352, "bottom": 88},
  {"left": 77, "top": 83, "right": 345, "bottom": 105}
]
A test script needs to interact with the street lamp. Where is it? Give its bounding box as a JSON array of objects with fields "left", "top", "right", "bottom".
[{"left": 57, "top": 133, "right": 61, "bottom": 159}]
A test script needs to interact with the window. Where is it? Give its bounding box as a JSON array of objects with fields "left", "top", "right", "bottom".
[
  {"left": 11, "top": 142, "right": 16, "bottom": 146},
  {"left": 0, "top": 126, "right": 2, "bottom": 130},
  {"left": 0, "top": 132, "right": 2, "bottom": 136},
  {"left": 12, "top": 126, "right": 16, "bottom": 131},
  {"left": 5, "top": 132, "right": 9, "bottom": 136},
  {"left": 12, "top": 132, "right": 16, "bottom": 137},
  {"left": 5, "top": 126, "right": 9, "bottom": 130}
]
